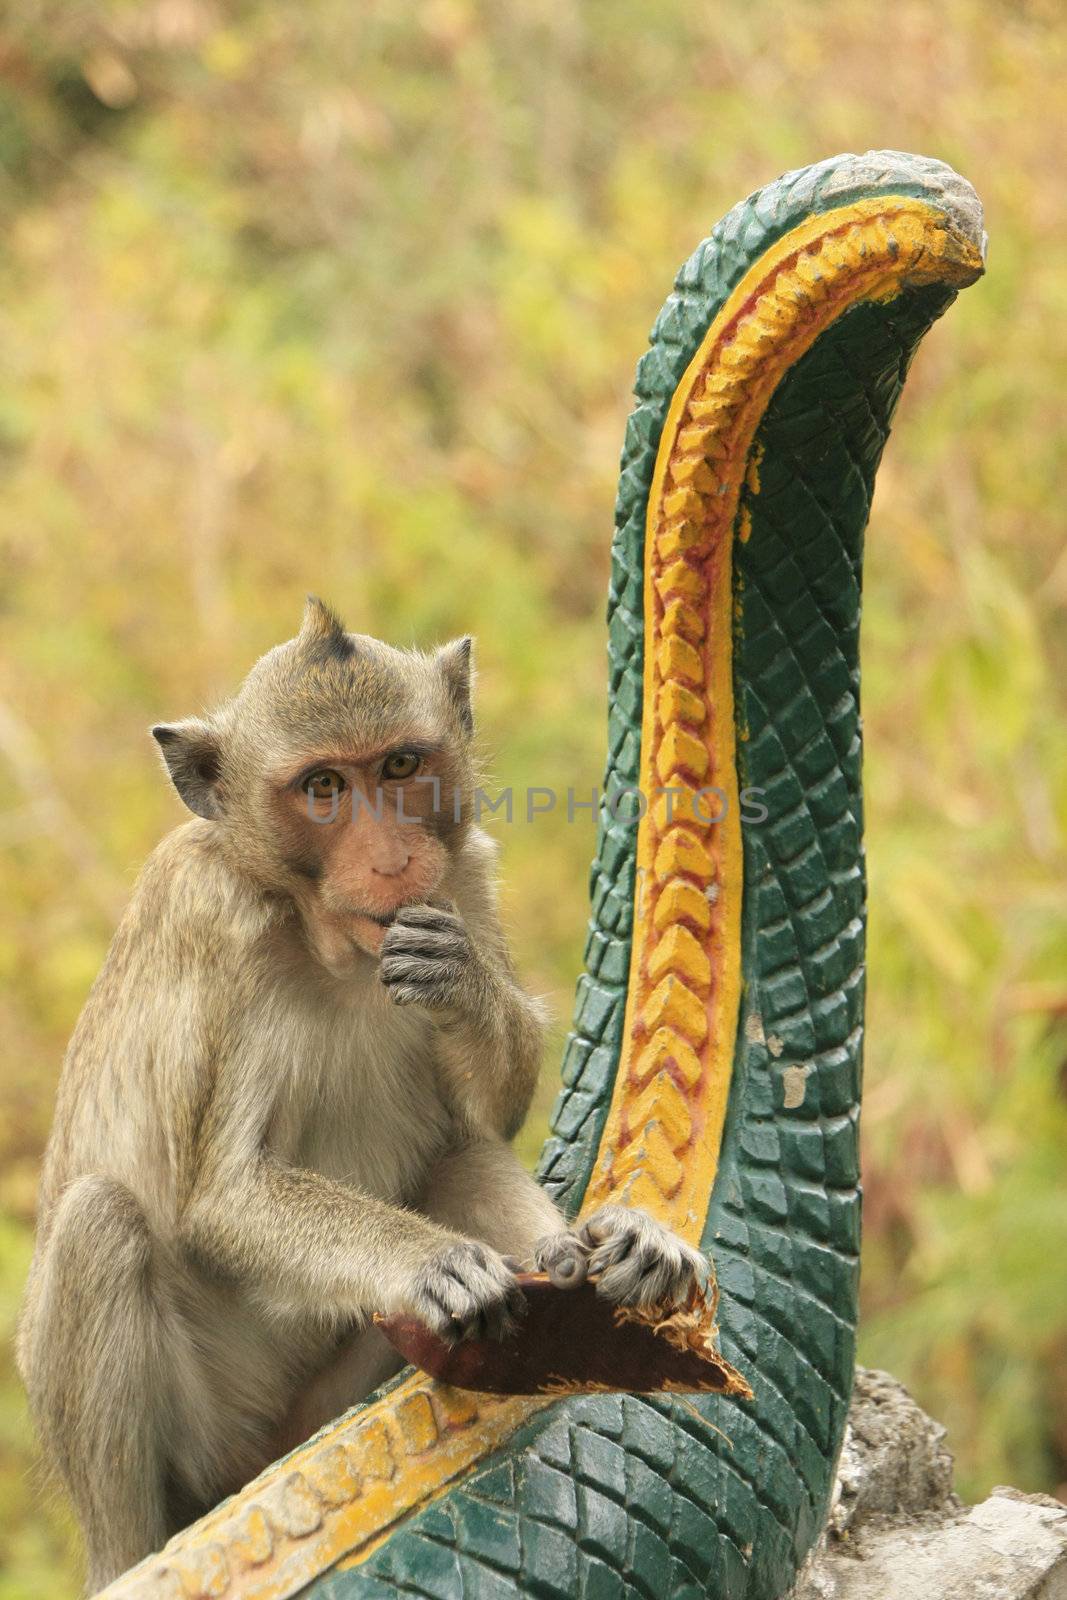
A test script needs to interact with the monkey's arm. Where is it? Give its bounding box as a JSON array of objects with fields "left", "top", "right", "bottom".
[
  {"left": 420, "top": 1135, "right": 565, "bottom": 1260},
  {"left": 181, "top": 1147, "right": 521, "bottom": 1338}
]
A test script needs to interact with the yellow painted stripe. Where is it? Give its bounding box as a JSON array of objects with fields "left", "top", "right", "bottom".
[{"left": 583, "top": 195, "right": 982, "bottom": 1241}]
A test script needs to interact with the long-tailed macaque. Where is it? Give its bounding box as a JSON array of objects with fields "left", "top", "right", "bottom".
[{"left": 17, "top": 599, "right": 707, "bottom": 1593}]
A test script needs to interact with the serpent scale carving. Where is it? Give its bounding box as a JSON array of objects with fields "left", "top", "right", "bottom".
[{"left": 99, "top": 150, "right": 984, "bottom": 1600}]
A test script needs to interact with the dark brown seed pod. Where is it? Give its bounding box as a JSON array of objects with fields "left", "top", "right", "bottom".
[{"left": 376, "top": 1272, "right": 753, "bottom": 1399}]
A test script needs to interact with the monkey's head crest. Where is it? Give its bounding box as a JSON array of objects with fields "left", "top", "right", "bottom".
[{"left": 296, "top": 595, "right": 357, "bottom": 667}]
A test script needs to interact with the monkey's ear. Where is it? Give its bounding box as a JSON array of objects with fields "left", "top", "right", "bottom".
[
  {"left": 436, "top": 637, "right": 474, "bottom": 737},
  {"left": 298, "top": 594, "right": 354, "bottom": 662},
  {"left": 151, "top": 719, "right": 224, "bottom": 820}
]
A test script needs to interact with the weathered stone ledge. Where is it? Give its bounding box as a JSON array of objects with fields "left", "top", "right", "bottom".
[{"left": 792, "top": 1368, "right": 1067, "bottom": 1600}]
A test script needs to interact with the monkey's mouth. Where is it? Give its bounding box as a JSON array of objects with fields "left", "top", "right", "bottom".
[
  {"left": 363, "top": 911, "right": 398, "bottom": 927},
  {"left": 343, "top": 905, "right": 409, "bottom": 960},
  {"left": 340, "top": 899, "right": 433, "bottom": 954},
  {"left": 359, "top": 897, "right": 431, "bottom": 926}
]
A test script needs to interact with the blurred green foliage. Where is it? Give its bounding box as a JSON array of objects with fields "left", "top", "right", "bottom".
[{"left": 0, "top": 1, "right": 1064, "bottom": 1591}]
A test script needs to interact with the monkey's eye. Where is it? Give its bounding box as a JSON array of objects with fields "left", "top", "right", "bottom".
[
  {"left": 303, "top": 769, "right": 347, "bottom": 801},
  {"left": 381, "top": 750, "right": 421, "bottom": 782}
]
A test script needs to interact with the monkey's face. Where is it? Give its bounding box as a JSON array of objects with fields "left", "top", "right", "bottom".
[
  {"left": 152, "top": 600, "right": 477, "bottom": 976},
  {"left": 272, "top": 738, "right": 462, "bottom": 969}
]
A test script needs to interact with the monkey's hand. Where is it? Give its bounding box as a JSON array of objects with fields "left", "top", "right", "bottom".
[
  {"left": 566, "top": 1205, "right": 709, "bottom": 1310},
  {"left": 408, "top": 1239, "right": 525, "bottom": 1343},
  {"left": 379, "top": 903, "right": 488, "bottom": 1013}
]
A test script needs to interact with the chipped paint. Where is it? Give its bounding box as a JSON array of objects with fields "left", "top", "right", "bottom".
[{"left": 781, "top": 1065, "right": 812, "bottom": 1110}]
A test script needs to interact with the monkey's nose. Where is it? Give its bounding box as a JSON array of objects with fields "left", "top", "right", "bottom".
[{"left": 371, "top": 857, "right": 411, "bottom": 879}]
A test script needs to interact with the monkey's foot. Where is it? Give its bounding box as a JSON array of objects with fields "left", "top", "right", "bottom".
[
  {"left": 577, "top": 1205, "right": 710, "bottom": 1309},
  {"left": 533, "top": 1207, "right": 708, "bottom": 1308},
  {"left": 407, "top": 1240, "right": 524, "bottom": 1344}
]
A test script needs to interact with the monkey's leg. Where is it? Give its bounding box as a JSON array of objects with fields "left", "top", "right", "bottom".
[{"left": 23, "top": 1175, "right": 169, "bottom": 1593}]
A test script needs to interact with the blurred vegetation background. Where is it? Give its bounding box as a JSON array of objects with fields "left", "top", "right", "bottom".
[{"left": 0, "top": 0, "right": 1064, "bottom": 1591}]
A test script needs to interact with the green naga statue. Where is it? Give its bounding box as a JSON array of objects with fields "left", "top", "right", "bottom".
[{"left": 97, "top": 149, "right": 984, "bottom": 1600}]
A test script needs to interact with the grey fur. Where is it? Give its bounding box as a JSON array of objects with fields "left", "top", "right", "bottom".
[{"left": 17, "top": 605, "right": 707, "bottom": 1594}]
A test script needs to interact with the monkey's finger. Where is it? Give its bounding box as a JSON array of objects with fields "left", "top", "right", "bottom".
[
  {"left": 439, "top": 1253, "right": 499, "bottom": 1301},
  {"left": 634, "top": 1247, "right": 683, "bottom": 1302},
  {"left": 381, "top": 980, "right": 464, "bottom": 1010},
  {"left": 381, "top": 953, "right": 463, "bottom": 983},
  {"left": 379, "top": 973, "right": 430, "bottom": 1004},
  {"left": 595, "top": 1255, "right": 669, "bottom": 1308},
  {"left": 478, "top": 1282, "right": 525, "bottom": 1342},
  {"left": 578, "top": 1204, "right": 632, "bottom": 1248},
  {"left": 435, "top": 1278, "right": 483, "bottom": 1333},
  {"left": 388, "top": 924, "right": 465, "bottom": 955},
  {"left": 381, "top": 925, "right": 469, "bottom": 959},
  {"left": 671, "top": 1246, "right": 711, "bottom": 1298},
  {"left": 475, "top": 1259, "right": 525, "bottom": 1315},
  {"left": 416, "top": 1287, "right": 468, "bottom": 1344},
  {"left": 389, "top": 921, "right": 464, "bottom": 949},
  {"left": 457, "top": 1291, "right": 510, "bottom": 1343},
  {"left": 594, "top": 1232, "right": 675, "bottom": 1297},
  {"left": 585, "top": 1230, "right": 641, "bottom": 1274},
  {"left": 533, "top": 1231, "right": 590, "bottom": 1289},
  {"left": 381, "top": 980, "right": 460, "bottom": 1009},
  {"left": 588, "top": 1245, "right": 644, "bottom": 1288},
  {"left": 421, "top": 895, "right": 460, "bottom": 917},
  {"left": 379, "top": 969, "right": 460, "bottom": 1003},
  {"left": 394, "top": 901, "right": 462, "bottom": 929},
  {"left": 384, "top": 919, "right": 459, "bottom": 943},
  {"left": 597, "top": 1235, "right": 709, "bottom": 1307},
  {"left": 460, "top": 1270, "right": 524, "bottom": 1341}
]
